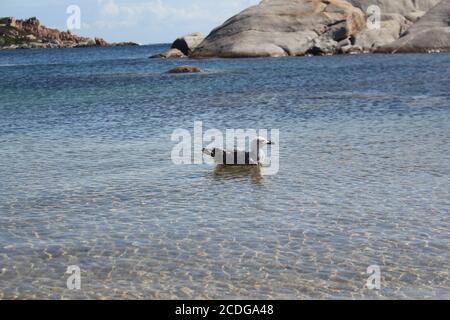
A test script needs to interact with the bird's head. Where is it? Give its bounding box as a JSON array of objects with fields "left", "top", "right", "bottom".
[{"left": 253, "top": 136, "right": 274, "bottom": 146}]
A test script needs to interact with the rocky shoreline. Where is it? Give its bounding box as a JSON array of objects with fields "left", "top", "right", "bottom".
[
  {"left": 0, "top": 17, "right": 138, "bottom": 49},
  {"left": 152, "top": 0, "right": 450, "bottom": 59}
]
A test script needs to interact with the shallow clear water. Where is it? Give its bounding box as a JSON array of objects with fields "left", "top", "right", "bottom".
[{"left": 0, "top": 45, "right": 449, "bottom": 299}]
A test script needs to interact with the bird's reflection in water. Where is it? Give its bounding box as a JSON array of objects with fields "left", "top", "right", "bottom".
[{"left": 212, "top": 165, "right": 263, "bottom": 185}]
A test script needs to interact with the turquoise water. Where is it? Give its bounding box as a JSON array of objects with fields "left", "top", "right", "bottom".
[{"left": 0, "top": 45, "right": 449, "bottom": 299}]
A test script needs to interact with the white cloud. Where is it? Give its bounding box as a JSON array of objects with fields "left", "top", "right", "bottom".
[
  {"left": 98, "top": 0, "right": 120, "bottom": 17},
  {"left": 96, "top": 0, "right": 259, "bottom": 24},
  {"left": 86, "top": 0, "right": 260, "bottom": 42}
]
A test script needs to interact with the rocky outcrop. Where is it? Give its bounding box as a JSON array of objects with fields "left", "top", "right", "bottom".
[
  {"left": 190, "top": 0, "right": 450, "bottom": 57},
  {"left": 378, "top": 0, "right": 450, "bottom": 53},
  {"left": 150, "top": 48, "right": 186, "bottom": 58},
  {"left": 192, "top": 0, "right": 367, "bottom": 57},
  {"left": 0, "top": 17, "right": 138, "bottom": 49},
  {"left": 167, "top": 65, "right": 202, "bottom": 73},
  {"left": 171, "top": 33, "right": 205, "bottom": 55}
]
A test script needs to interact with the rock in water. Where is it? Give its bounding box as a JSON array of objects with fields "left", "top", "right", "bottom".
[
  {"left": 171, "top": 33, "right": 205, "bottom": 55},
  {"left": 150, "top": 33, "right": 203, "bottom": 58},
  {"left": 378, "top": 0, "right": 450, "bottom": 53},
  {"left": 167, "top": 66, "right": 202, "bottom": 73},
  {"left": 191, "top": 0, "right": 366, "bottom": 57},
  {"left": 150, "top": 48, "right": 186, "bottom": 59}
]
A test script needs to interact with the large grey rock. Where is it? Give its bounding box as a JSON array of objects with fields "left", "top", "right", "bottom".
[
  {"left": 352, "top": 14, "right": 409, "bottom": 52},
  {"left": 190, "top": 0, "right": 449, "bottom": 57},
  {"left": 349, "top": 0, "right": 440, "bottom": 18},
  {"left": 348, "top": 0, "right": 442, "bottom": 51},
  {"left": 378, "top": 0, "right": 450, "bottom": 53},
  {"left": 192, "top": 0, "right": 366, "bottom": 57},
  {"left": 171, "top": 32, "right": 205, "bottom": 55}
]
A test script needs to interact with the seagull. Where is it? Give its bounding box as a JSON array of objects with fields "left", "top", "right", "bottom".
[{"left": 202, "top": 136, "right": 274, "bottom": 166}]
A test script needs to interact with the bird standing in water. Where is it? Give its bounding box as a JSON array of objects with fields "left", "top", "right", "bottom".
[{"left": 202, "top": 136, "right": 273, "bottom": 166}]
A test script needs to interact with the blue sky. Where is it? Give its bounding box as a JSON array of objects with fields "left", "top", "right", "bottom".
[{"left": 0, "top": 0, "right": 259, "bottom": 44}]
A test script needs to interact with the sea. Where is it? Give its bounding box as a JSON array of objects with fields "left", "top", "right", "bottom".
[{"left": 0, "top": 45, "right": 449, "bottom": 299}]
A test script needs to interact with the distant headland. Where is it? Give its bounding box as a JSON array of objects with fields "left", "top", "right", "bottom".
[{"left": 0, "top": 17, "right": 138, "bottom": 49}]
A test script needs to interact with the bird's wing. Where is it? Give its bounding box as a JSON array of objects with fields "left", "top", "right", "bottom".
[
  {"left": 204, "top": 148, "right": 260, "bottom": 165},
  {"left": 219, "top": 149, "right": 255, "bottom": 165}
]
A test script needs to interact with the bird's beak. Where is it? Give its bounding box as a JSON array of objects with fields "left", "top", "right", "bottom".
[{"left": 267, "top": 141, "right": 274, "bottom": 145}]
